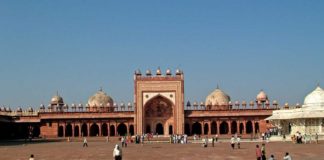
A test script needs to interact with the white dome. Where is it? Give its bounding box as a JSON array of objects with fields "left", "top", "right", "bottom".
[
  {"left": 88, "top": 89, "right": 114, "bottom": 108},
  {"left": 205, "top": 87, "right": 231, "bottom": 106},
  {"left": 303, "top": 86, "right": 324, "bottom": 108}
]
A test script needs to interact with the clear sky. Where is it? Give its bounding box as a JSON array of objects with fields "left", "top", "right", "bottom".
[{"left": 0, "top": 1, "right": 323, "bottom": 109}]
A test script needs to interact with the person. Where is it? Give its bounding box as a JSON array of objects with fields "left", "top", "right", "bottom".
[
  {"left": 215, "top": 134, "right": 218, "bottom": 142},
  {"left": 113, "top": 144, "right": 122, "bottom": 160},
  {"left": 261, "top": 143, "right": 266, "bottom": 160},
  {"left": 212, "top": 137, "right": 215, "bottom": 147},
  {"left": 121, "top": 136, "right": 125, "bottom": 147},
  {"left": 283, "top": 152, "right": 292, "bottom": 160},
  {"left": 283, "top": 134, "right": 286, "bottom": 142},
  {"left": 315, "top": 133, "right": 319, "bottom": 144},
  {"left": 236, "top": 136, "right": 241, "bottom": 149},
  {"left": 83, "top": 137, "right": 88, "bottom": 147},
  {"left": 255, "top": 145, "right": 262, "bottom": 160},
  {"left": 268, "top": 154, "right": 275, "bottom": 160},
  {"left": 230, "top": 136, "right": 235, "bottom": 149},
  {"left": 29, "top": 154, "right": 35, "bottom": 160},
  {"left": 202, "top": 136, "right": 208, "bottom": 148},
  {"left": 106, "top": 136, "right": 109, "bottom": 143}
]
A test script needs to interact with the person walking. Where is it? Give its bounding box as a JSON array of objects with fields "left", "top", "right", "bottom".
[
  {"left": 315, "top": 133, "right": 319, "bottom": 144},
  {"left": 236, "top": 136, "right": 241, "bottom": 149},
  {"left": 283, "top": 152, "right": 292, "bottom": 160},
  {"left": 212, "top": 137, "right": 215, "bottom": 147},
  {"left": 83, "top": 137, "right": 88, "bottom": 147},
  {"left": 113, "top": 144, "right": 122, "bottom": 160},
  {"left": 255, "top": 145, "right": 262, "bottom": 160},
  {"left": 261, "top": 143, "right": 266, "bottom": 160},
  {"left": 230, "top": 136, "right": 235, "bottom": 149}
]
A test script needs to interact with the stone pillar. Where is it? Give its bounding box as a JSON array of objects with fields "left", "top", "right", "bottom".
[
  {"left": 87, "top": 123, "right": 90, "bottom": 137},
  {"left": 216, "top": 121, "right": 220, "bottom": 134},
  {"left": 107, "top": 122, "right": 110, "bottom": 136},
  {"left": 208, "top": 121, "right": 211, "bottom": 135},
  {"left": 252, "top": 120, "right": 255, "bottom": 134},
  {"left": 72, "top": 123, "right": 75, "bottom": 137},
  {"left": 99, "top": 122, "right": 102, "bottom": 136},
  {"left": 201, "top": 122, "right": 204, "bottom": 135},
  {"left": 243, "top": 121, "right": 246, "bottom": 134},
  {"left": 63, "top": 123, "right": 66, "bottom": 137},
  {"left": 237, "top": 121, "right": 240, "bottom": 134}
]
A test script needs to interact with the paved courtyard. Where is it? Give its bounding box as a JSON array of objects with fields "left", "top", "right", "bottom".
[{"left": 0, "top": 138, "right": 324, "bottom": 160}]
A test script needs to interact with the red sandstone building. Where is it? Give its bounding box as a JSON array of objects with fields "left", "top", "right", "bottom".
[{"left": 0, "top": 68, "right": 275, "bottom": 139}]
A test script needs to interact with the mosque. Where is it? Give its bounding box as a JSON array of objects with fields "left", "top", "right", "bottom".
[{"left": 0, "top": 68, "right": 277, "bottom": 139}]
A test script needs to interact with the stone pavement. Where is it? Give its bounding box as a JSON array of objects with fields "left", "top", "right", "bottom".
[{"left": 0, "top": 139, "right": 323, "bottom": 160}]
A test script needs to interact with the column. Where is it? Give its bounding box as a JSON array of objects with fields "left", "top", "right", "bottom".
[
  {"left": 216, "top": 121, "right": 220, "bottom": 134},
  {"left": 252, "top": 120, "right": 255, "bottom": 134},
  {"left": 237, "top": 121, "right": 240, "bottom": 134},
  {"left": 87, "top": 123, "right": 90, "bottom": 137},
  {"left": 72, "top": 123, "right": 75, "bottom": 137},
  {"left": 107, "top": 122, "right": 110, "bottom": 136},
  {"left": 228, "top": 120, "right": 231, "bottom": 135},
  {"left": 208, "top": 121, "right": 211, "bottom": 135},
  {"left": 200, "top": 122, "right": 204, "bottom": 135},
  {"left": 243, "top": 121, "right": 246, "bottom": 134},
  {"left": 63, "top": 123, "right": 66, "bottom": 137}
]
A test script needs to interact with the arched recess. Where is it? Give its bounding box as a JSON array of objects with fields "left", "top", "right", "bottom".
[
  {"left": 204, "top": 123, "right": 209, "bottom": 135},
  {"left": 211, "top": 121, "right": 217, "bottom": 134},
  {"left": 185, "top": 123, "right": 190, "bottom": 135},
  {"left": 65, "top": 123, "right": 72, "bottom": 137},
  {"left": 117, "top": 123, "right": 127, "bottom": 136},
  {"left": 58, "top": 126, "right": 64, "bottom": 137},
  {"left": 101, "top": 123, "right": 108, "bottom": 136},
  {"left": 255, "top": 122, "right": 259, "bottom": 134},
  {"left": 192, "top": 122, "right": 202, "bottom": 135},
  {"left": 220, "top": 121, "right": 228, "bottom": 134},
  {"left": 246, "top": 121, "right": 253, "bottom": 134},
  {"left": 81, "top": 123, "right": 88, "bottom": 137},
  {"left": 32, "top": 125, "right": 40, "bottom": 138},
  {"left": 144, "top": 95, "right": 173, "bottom": 135},
  {"left": 129, "top": 125, "right": 134, "bottom": 136},
  {"left": 239, "top": 123, "right": 244, "bottom": 134},
  {"left": 231, "top": 121, "right": 237, "bottom": 134},
  {"left": 90, "top": 123, "right": 99, "bottom": 136},
  {"left": 110, "top": 125, "right": 115, "bottom": 136},
  {"left": 74, "top": 125, "right": 79, "bottom": 137},
  {"left": 169, "top": 125, "right": 173, "bottom": 135}
]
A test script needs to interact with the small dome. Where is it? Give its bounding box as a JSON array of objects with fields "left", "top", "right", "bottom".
[
  {"left": 205, "top": 87, "right": 231, "bottom": 106},
  {"left": 166, "top": 68, "right": 171, "bottom": 75},
  {"left": 88, "top": 89, "right": 114, "bottom": 108},
  {"left": 146, "top": 69, "right": 152, "bottom": 76},
  {"left": 156, "top": 67, "right": 162, "bottom": 75},
  {"left": 256, "top": 90, "right": 268, "bottom": 102},
  {"left": 17, "top": 107, "right": 22, "bottom": 112},
  {"left": 50, "top": 93, "right": 64, "bottom": 105},
  {"left": 303, "top": 86, "right": 324, "bottom": 107}
]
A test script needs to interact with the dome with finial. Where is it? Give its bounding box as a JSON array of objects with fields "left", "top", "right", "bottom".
[
  {"left": 50, "top": 92, "right": 64, "bottom": 105},
  {"left": 146, "top": 69, "right": 152, "bottom": 76},
  {"left": 303, "top": 85, "right": 324, "bottom": 108},
  {"left": 88, "top": 88, "right": 114, "bottom": 108},
  {"left": 156, "top": 67, "right": 162, "bottom": 75},
  {"left": 256, "top": 90, "right": 268, "bottom": 102},
  {"left": 205, "top": 85, "right": 231, "bottom": 107},
  {"left": 166, "top": 68, "right": 171, "bottom": 75}
]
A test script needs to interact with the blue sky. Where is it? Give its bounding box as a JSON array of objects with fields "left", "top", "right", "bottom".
[{"left": 0, "top": 1, "right": 323, "bottom": 108}]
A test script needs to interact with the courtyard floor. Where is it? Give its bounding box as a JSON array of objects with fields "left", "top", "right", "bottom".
[{"left": 0, "top": 138, "right": 323, "bottom": 160}]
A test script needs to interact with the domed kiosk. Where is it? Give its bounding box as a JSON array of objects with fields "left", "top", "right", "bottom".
[
  {"left": 205, "top": 86, "right": 231, "bottom": 110},
  {"left": 267, "top": 85, "right": 324, "bottom": 136}
]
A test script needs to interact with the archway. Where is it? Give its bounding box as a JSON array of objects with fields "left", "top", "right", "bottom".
[
  {"left": 101, "top": 123, "right": 108, "bottom": 136},
  {"left": 129, "top": 125, "right": 134, "bottom": 136},
  {"left": 65, "top": 124, "right": 72, "bottom": 137},
  {"left": 220, "top": 121, "right": 228, "bottom": 134},
  {"left": 58, "top": 126, "right": 64, "bottom": 137},
  {"left": 185, "top": 123, "right": 190, "bottom": 135},
  {"left": 192, "top": 122, "right": 202, "bottom": 135},
  {"left": 110, "top": 125, "right": 115, "bottom": 136},
  {"left": 204, "top": 123, "right": 209, "bottom": 135},
  {"left": 81, "top": 123, "right": 88, "bottom": 137},
  {"left": 246, "top": 121, "right": 253, "bottom": 134},
  {"left": 90, "top": 123, "right": 99, "bottom": 136},
  {"left": 231, "top": 121, "right": 237, "bottom": 134},
  {"left": 239, "top": 123, "right": 244, "bottom": 134},
  {"left": 146, "top": 125, "right": 151, "bottom": 133},
  {"left": 117, "top": 123, "right": 127, "bottom": 136},
  {"left": 211, "top": 121, "right": 217, "bottom": 134},
  {"left": 156, "top": 123, "right": 164, "bottom": 135},
  {"left": 255, "top": 122, "right": 259, "bottom": 133},
  {"left": 169, "top": 125, "right": 173, "bottom": 135},
  {"left": 144, "top": 95, "right": 173, "bottom": 135},
  {"left": 32, "top": 126, "right": 40, "bottom": 138},
  {"left": 74, "top": 125, "right": 79, "bottom": 137}
]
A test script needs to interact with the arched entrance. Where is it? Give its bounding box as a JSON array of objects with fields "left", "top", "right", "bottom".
[
  {"left": 58, "top": 126, "right": 64, "bottom": 137},
  {"left": 101, "top": 123, "right": 108, "bottom": 136},
  {"left": 110, "top": 125, "right": 115, "bottom": 136},
  {"left": 185, "top": 123, "right": 190, "bottom": 135},
  {"left": 246, "top": 121, "right": 253, "bottom": 134},
  {"left": 255, "top": 122, "right": 259, "bottom": 133},
  {"left": 81, "top": 123, "right": 88, "bottom": 137},
  {"left": 211, "top": 121, "right": 217, "bottom": 134},
  {"left": 117, "top": 123, "right": 127, "bottom": 136},
  {"left": 204, "top": 123, "right": 209, "bottom": 135},
  {"left": 144, "top": 95, "right": 173, "bottom": 136},
  {"left": 169, "top": 125, "right": 173, "bottom": 135},
  {"left": 192, "top": 122, "right": 202, "bottom": 135},
  {"left": 90, "top": 123, "right": 99, "bottom": 136},
  {"left": 239, "top": 123, "right": 244, "bottom": 134},
  {"left": 231, "top": 121, "right": 237, "bottom": 134},
  {"left": 74, "top": 125, "right": 79, "bottom": 137},
  {"left": 129, "top": 125, "right": 134, "bottom": 136},
  {"left": 65, "top": 124, "right": 72, "bottom": 137},
  {"left": 32, "top": 126, "right": 40, "bottom": 138},
  {"left": 220, "top": 121, "right": 228, "bottom": 134},
  {"left": 156, "top": 123, "right": 164, "bottom": 135}
]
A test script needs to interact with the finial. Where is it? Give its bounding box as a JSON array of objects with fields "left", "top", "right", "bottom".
[
  {"left": 317, "top": 82, "right": 320, "bottom": 87},
  {"left": 56, "top": 91, "right": 59, "bottom": 96},
  {"left": 216, "top": 84, "right": 219, "bottom": 89},
  {"left": 99, "top": 86, "right": 103, "bottom": 91}
]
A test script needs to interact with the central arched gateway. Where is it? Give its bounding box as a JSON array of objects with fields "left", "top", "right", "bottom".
[{"left": 144, "top": 95, "right": 174, "bottom": 135}]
